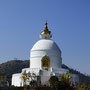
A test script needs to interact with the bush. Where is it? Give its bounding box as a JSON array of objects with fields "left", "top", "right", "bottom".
[
  {"left": 48, "top": 76, "right": 75, "bottom": 90},
  {"left": 49, "top": 76, "right": 58, "bottom": 86}
]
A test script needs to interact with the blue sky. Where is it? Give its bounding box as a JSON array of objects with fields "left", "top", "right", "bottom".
[{"left": 0, "top": 0, "right": 90, "bottom": 75}]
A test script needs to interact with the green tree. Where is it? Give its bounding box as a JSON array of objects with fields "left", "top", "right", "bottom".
[
  {"left": 21, "top": 70, "right": 27, "bottom": 86},
  {"left": 49, "top": 76, "right": 59, "bottom": 86},
  {"left": 49, "top": 75, "right": 74, "bottom": 90},
  {"left": 0, "top": 72, "right": 5, "bottom": 83},
  {"left": 58, "top": 72, "right": 72, "bottom": 82},
  {"left": 21, "top": 70, "right": 37, "bottom": 86}
]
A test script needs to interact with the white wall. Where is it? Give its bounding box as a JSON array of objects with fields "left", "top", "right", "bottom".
[
  {"left": 12, "top": 73, "right": 22, "bottom": 87},
  {"left": 30, "top": 50, "right": 62, "bottom": 69}
]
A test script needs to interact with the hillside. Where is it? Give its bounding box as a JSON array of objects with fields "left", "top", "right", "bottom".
[
  {"left": 0, "top": 60, "right": 29, "bottom": 76},
  {"left": 0, "top": 60, "right": 90, "bottom": 85}
]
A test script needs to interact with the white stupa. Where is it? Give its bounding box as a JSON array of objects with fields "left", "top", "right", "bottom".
[{"left": 12, "top": 21, "right": 79, "bottom": 87}]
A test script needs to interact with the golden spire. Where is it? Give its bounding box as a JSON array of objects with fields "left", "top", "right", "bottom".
[
  {"left": 44, "top": 20, "right": 48, "bottom": 31},
  {"left": 41, "top": 21, "right": 51, "bottom": 34}
]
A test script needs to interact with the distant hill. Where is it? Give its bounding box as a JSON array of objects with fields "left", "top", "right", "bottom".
[
  {"left": 0, "top": 60, "right": 90, "bottom": 85},
  {"left": 62, "top": 64, "right": 90, "bottom": 85},
  {"left": 0, "top": 60, "right": 29, "bottom": 76}
]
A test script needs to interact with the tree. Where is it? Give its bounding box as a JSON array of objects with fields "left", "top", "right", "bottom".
[
  {"left": 49, "top": 76, "right": 74, "bottom": 90},
  {"left": 0, "top": 72, "right": 6, "bottom": 83},
  {"left": 21, "top": 70, "right": 27, "bottom": 86},
  {"left": 49, "top": 76, "right": 59, "bottom": 88},
  {"left": 75, "top": 81, "right": 88, "bottom": 90},
  {"left": 58, "top": 73, "right": 72, "bottom": 82},
  {"left": 21, "top": 70, "right": 37, "bottom": 86}
]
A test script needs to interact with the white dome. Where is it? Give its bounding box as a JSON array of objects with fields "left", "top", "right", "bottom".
[
  {"left": 31, "top": 39, "right": 61, "bottom": 52},
  {"left": 30, "top": 39, "right": 62, "bottom": 69}
]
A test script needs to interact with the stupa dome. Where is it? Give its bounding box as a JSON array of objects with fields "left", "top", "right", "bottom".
[{"left": 30, "top": 39, "right": 62, "bottom": 69}]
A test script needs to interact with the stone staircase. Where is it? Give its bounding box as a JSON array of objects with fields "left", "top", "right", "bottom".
[{"left": 40, "top": 69, "right": 50, "bottom": 85}]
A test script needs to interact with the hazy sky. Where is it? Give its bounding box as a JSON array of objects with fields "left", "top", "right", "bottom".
[{"left": 0, "top": 0, "right": 90, "bottom": 75}]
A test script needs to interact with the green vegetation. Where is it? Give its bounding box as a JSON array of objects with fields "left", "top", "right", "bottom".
[
  {"left": 0, "top": 75, "right": 90, "bottom": 89},
  {"left": 0, "top": 72, "right": 5, "bottom": 83},
  {"left": 21, "top": 70, "right": 37, "bottom": 86},
  {"left": 0, "top": 60, "right": 29, "bottom": 76},
  {"left": 49, "top": 76, "right": 73, "bottom": 90},
  {"left": 0, "top": 60, "right": 29, "bottom": 85},
  {"left": 58, "top": 72, "right": 72, "bottom": 82}
]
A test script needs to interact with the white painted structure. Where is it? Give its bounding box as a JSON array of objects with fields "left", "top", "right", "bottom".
[
  {"left": 12, "top": 21, "right": 79, "bottom": 87},
  {"left": 30, "top": 39, "right": 62, "bottom": 69}
]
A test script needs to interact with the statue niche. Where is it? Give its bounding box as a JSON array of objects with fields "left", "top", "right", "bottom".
[{"left": 41, "top": 56, "right": 50, "bottom": 69}]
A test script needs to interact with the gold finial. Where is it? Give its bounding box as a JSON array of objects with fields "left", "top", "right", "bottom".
[
  {"left": 41, "top": 21, "right": 51, "bottom": 34},
  {"left": 44, "top": 20, "right": 48, "bottom": 31},
  {"left": 45, "top": 20, "right": 47, "bottom": 26}
]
